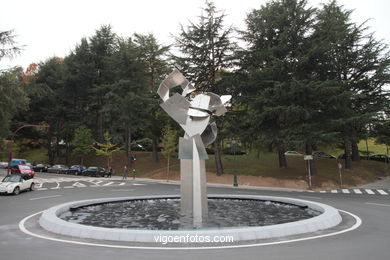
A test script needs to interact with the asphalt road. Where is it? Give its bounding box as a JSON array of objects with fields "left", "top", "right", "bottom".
[{"left": 1, "top": 169, "right": 389, "bottom": 260}]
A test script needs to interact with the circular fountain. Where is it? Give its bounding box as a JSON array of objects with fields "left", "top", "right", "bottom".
[{"left": 38, "top": 194, "right": 342, "bottom": 243}]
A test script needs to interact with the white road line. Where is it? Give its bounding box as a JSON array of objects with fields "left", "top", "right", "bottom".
[
  {"left": 353, "top": 189, "right": 363, "bottom": 194},
  {"left": 365, "top": 202, "right": 390, "bottom": 207},
  {"left": 365, "top": 189, "right": 375, "bottom": 195},
  {"left": 377, "top": 189, "right": 388, "bottom": 195},
  {"left": 72, "top": 182, "right": 86, "bottom": 188},
  {"left": 331, "top": 190, "right": 338, "bottom": 193},
  {"left": 132, "top": 183, "right": 146, "bottom": 186},
  {"left": 63, "top": 187, "right": 74, "bottom": 189},
  {"left": 18, "top": 209, "right": 362, "bottom": 250},
  {"left": 341, "top": 189, "right": 350, "bottom": 194},
  {"left": 36, "top": 188, "right": 48, "bottom": 191},
  {"left": 103, "top": 182, "right": 114, "bottom": 186},
  {"left": 118, "top": 183, "right": 126, "bottom": 186},
  {"left": 319, "top": 191, "right": 326, "bottom": 193},
  {"left": 29, "top": 195, "right": 62, "bottom": 201}
]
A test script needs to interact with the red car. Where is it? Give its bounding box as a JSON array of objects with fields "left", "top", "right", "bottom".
[{"left": 10, "top": 165, "right": 35, "bottom": 178}]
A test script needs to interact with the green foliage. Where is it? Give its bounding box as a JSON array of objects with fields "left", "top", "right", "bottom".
[
  {"left": 71, "top": 126, "right": 93, "bottom": 159},
  {"left": 91, "top": 132, "right": 121, "bottom": 168},
  {"left": 161, "top": 125, "right": 177, "bottom": 157},
  {"left": 0, "top": 68, "right": 29, "bottom": 137}
]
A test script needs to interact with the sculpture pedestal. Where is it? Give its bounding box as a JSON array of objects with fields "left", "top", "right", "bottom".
[{"left": 180, "top": 138, "right": 208, "bottom": 227}]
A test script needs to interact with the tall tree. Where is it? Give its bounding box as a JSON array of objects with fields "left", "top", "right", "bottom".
[
  {"left": 0, "top": 68, "right": 29, "bottom": 138},
  {"left": 134, "top": 33, "right": 170, "bottom": 162},
  {"left": 312, "top": 0, "right": 390, "bottom": 169},
  {"left": 89, "top": 25, "right": 118, "bottom": 141},
  {"left": 238, "top": 0, "right": 319, "bottom": 170},
  {"left": 173, "top": 0, "right": 236, "bottom": 175}
]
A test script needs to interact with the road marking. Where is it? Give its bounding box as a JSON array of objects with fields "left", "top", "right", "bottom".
[
  {"left": 319, "top": 191, "right": 326, "bottom": 193},
  {"left": 18, "top": 209, "right": 362, "bottom": 250},
  {"left": 119, "top": 183, "right": 126, "bottom": 186},
  {"left": 353, "top": 189, "right": 362, "bottom": 194},
  {"left": 377, "top": 189, "right": 388, "bottom": 195},
  {"left": 365, "top": 189, "right": 375, "bottom": 195},
  {"left": 365, "top": 202, "right": 390, "bottom": 207},
  {"left": 37, "top": 188, "right": 48, "bottom": 191},
  {"left": 103, "top": 182, "right": 114, "bottom": 186},
  {"left": 330, "top": 190, "right": 337, "bottom": 193},
  {"left": 341, "top": 189, "right": 350, "bottom": 194},
  {"left": 72, "top": 182, "right": 86, "bottom": 188},
  {"left": 132, "top": 183, "right": 146, "bottom": 186},
  {"left": 29, "top": 195, "right": 62, "bottom": 201},
  {"left": 63, "top": 187, "right": 74, "bottom": 189}
]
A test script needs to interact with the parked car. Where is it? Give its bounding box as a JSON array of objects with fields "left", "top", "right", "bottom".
[
  {"left": 312, "top": 151, "right": 336, "bottom": 159},
  {"left": 82, "top": 166, "right": 106, "bottom": 177},
  {"left": 9, "top": 159, "right": 27, "bottom": 168},
  {"left": 284, "top": 151, "right": 303, "bottom": 156},
  {"left": 10, "top": 164, "right": 35, "bottom": 178},
  {"left": 368, "top": 154, "right": 390, "bottom": 162},
  {"left": 33, "top": 164, "right": 50, "bottom": 172},
  {"left": 67, "top": 165, "right": 86, "bottom": 175},
  {"left": 47, "top": 164, "right": 68, "bottom": 174},
  {"left": 0, "top": 162, "right": 8, "bottom": 169},
  {"left": 0, "top": 174, "right": 35, "bottom": 195}
]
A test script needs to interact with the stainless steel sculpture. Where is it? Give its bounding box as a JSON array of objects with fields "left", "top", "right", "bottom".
[{"left": 158, "top": 69, "right": 231, "bottom": 227}]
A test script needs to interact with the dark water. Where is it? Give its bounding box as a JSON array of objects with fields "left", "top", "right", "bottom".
[{"left": 59, "top": 198, "right": 320, "bottom": 230}]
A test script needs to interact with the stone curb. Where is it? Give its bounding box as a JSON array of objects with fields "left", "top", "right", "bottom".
[{"left": 39, "top": 195, "right": 342, "bottom": 243}]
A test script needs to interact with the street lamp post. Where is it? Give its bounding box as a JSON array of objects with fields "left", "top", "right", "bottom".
[{"left": 7, "top": 124, "right": 50, "bottom": 175}]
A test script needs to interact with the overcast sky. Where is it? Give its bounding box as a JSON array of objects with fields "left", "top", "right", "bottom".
[{"left": 1, "top": 0, "right": 389, "bottom": 70}]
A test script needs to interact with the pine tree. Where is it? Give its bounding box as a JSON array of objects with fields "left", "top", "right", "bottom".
[{"left": 172, "top": 0, "right": 236, "bottom": 175}]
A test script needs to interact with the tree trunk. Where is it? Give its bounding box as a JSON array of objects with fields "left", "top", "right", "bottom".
[
  {"left": 351, "top": 141, "right": 361, "bottom": 161},
  {"left": 166, "top": 153, "right": 170, "bottom": 182},
  {"left": 344, "top": 139, "right": 352, "bottom": 169},
  {"left": 124, "top": 120, "right": 132, "bottom": 168},
  {"left": 214, "top": 136, "right": 224, "bottom": 176},
  {"left": 47, "top": 126, "right": 54, "bottom": 165},
  {"left": 152, "top": 137, "right": 159, "bottom": 163},
  {"left": 305, "top": 143, "right": 316, "bottom": 176},
  {"left": 277, "top": 144, "right": 287, "bottom": 168}
]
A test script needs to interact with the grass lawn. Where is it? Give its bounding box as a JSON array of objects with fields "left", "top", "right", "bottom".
[{"left": 9, "top": 138, "right": 389, "bottom": 188}]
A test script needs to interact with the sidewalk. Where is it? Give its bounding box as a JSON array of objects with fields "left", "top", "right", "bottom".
[{"left": 360, "top": 176, "right": 390, "bottom": 189}]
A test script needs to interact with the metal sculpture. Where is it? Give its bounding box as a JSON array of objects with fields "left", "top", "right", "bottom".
[{"left": 158, "top": 69, "right": 231, "bottom": 226}]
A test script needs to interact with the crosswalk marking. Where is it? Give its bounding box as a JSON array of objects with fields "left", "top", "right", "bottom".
[
  {"left": 365, "top": 189, "right": 375, "bottom": 195},
  {"left": 353, "top": 189, "right": 363, "bottom": 194},
  {"left": 342, "top": 189, "right": 350, "bottom": 194},
  {"left": 103, "top": 182, "right": 114, "bottom": 186},
  {"left": 331, "top": 190, "right": 337, "bottom": 193},
  {"left": 377, "top": 189, "right": 388, "bottom": 195}
]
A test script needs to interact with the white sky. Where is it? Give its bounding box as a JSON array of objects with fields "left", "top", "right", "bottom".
[{"left": 1, "top": 0, "right": 389, "bottom": 70}]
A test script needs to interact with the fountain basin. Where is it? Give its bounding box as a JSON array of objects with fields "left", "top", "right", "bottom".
[{"left": 39, "top": 195, "right": 342, "bottom": 243}]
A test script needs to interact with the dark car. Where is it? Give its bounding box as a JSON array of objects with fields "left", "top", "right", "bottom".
[
  {"left": 67, "top": 165, "right": 86, "bottom": 175},
  {"left": 10, "top": 164, "right": 35, "bottom": 178},
  {"left": 312, "top": 151, "right": 336, "bottom": 159},
  {"left": 83, "top": 167, "right": 106, "bottom": 177},
  {"left": 47, "top": 164, "right": 68, "bottom": 174},
  {"left": 368, "top": 154, "right": 390, "bottom": 162},
  {"left": 33, "top": 164, "right": 50, "bottom": 172}
]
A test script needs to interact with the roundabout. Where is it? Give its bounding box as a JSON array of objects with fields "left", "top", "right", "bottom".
[{"left": 1, "top": 171, "right": 389, "bottom": 259}]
